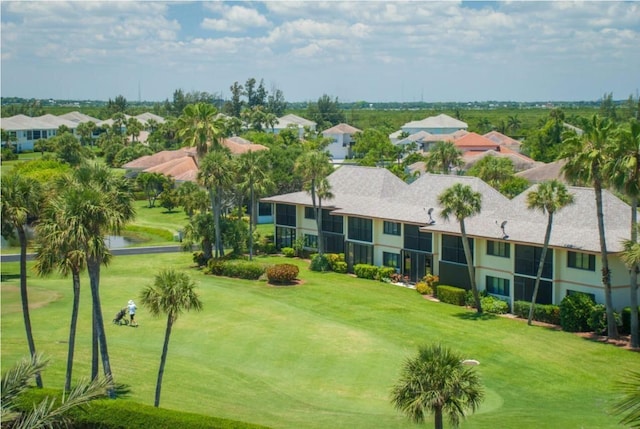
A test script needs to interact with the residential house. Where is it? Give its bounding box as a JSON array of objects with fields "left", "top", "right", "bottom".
[
  {"left": 321, "top": 123, "right": 361, "bottom": 160},
  {"left": 269, "top": 114, "right": 317, "bottom": 138},
  {"left": 262, "top": 165, "right": 635, "bottom": 311},
  {"left": 400, "top": 113, "right": 468, "bottom": 136}
]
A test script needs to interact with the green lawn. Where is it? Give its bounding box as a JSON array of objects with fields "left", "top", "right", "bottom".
[{"left": 1, "top": 253, "right": 637, "bottom": 428}]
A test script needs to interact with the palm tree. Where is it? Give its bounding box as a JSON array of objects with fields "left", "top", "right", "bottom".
[
  {"left": 1, "top": 173, "right": 44, "bottom": 388},
  {"left": 438, "top": 183, "right": 483, "bottom": 313},
  {"left": 562, "top": 114, "right": 619, "bottom": 339},
  {"left": 63, "top": 164, "right": 135, "bottom": 386},
  {"left": 621, "top": 225, "right": 640, "bottom": 349},
  {"left": 467, "top": 156, "right": 515, "bottom": 189},
  {"left": 238, "top": 151, "right": 273, "bottom": 260},
  {"left": 1, "top": 354, "right": 111, "bottom": 428},
  {"left": 508, "top": 114, "right": 522, "bottom": 136},
  {"left": 611, "top": 370, "right": 640, "bottom": 427},
  {"left": 140, "top": 269, "right": 202, "bottom": 407},
  {"left": 390, "top": 344, "right": 484, "bottom": 429},
  {"left": 424, "top": 141, "right": 462, "bottom": 174},
  {"left": 198, "top": 148, "right": 234, "bottom": 258},
  {"left": 525, "top": 180, "right": 574, "bottom": 325},
  {"left": 607, "top": 119, "right": 640, "bottom": 348},
  {"left": 175, "top": 102, "right": 226, "bottom": 157},
  {"left": 34, "top": 188, "right": 90, "bottom": 392},
  {"left": 295, "top": 150, "right": 333, "bottom": 255}
]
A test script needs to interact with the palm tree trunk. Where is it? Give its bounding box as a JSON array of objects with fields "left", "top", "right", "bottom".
[
  {"left": 629, "top": 196, "right": 638, "bottom": 348},
  {"left": 594, "top": 181, "right": 619, "bottom": 339},
  {"left": 155, "top": 316, "right": 174, "bottom": 407},
  {"left": 529, "top": 213, "right": 553, "bottom": 325},
  {"left": 91, "top": 310, "right": 98, "bottom": 380},
  {"left": 249, "top": 183, "right": 254, "bottom": 261},
  {"left": 311, "top": 182, "right": 324, "bottom": 255},
  {"left": 65, "top": 270, "right": 81, "bottom": 392},
  {"left": 434, "top": 406, "right": 444, "bottom": 429},
  {"left": 87, "top": 257, "right": 115, "bottom": 397},
  {"left": 215, "top": 190, "right": 224, "bottom": 258},
  {"left": 460, "top": 221, "right": 482, "bottom": 313},
  {"left": 18, "top": 226, "right": 43, "bottom": 388}
]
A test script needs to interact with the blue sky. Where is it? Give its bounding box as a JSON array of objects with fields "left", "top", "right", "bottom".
[{"left": 1, "top": 1, "right": 639, "bottom": 103}]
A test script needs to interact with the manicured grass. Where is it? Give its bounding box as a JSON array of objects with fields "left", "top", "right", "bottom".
[{"left": 1, "top": 254, "right": 638, "bottom": 429}]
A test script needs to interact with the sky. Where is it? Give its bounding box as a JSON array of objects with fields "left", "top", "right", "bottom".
[{"left": 1, "top": 1, "right": 639, "bottom": 103}]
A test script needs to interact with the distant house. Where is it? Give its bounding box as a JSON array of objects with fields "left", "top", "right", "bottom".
[
  {"left": 454, "top": 132, "right": 501, "bottom": 153},
  {"left": 321, "top": 123, "right": 361, "bottom": 160},
  {"left": 1, "top": 114, "right": 76, "bottom": 151},
  {"left": 515, "top": 159, "right": 569, "bottom": 184},
  {"left": 483, "top": 131, "right": 523, "bottom": 153},
  {"left": 400, "top": 113, "right": 468, "bottom": 136},
  {"left": 395, "top": 129, "right": 468, "bottom": 150},
  {"left": 269, "top": 114, "right": 317, "bottom": 138}
]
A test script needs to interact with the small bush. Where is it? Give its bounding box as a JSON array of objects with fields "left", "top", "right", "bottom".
[
  {"left": 1, "top": 148, "right": 18, "bottom": 161},
  {"left": 326, "top": 253, "right": 345, "bottom": 271},
  {"left": 465, "top": 289, "right": 488, "bottom": 307},
  {"left": 560, "top": 293, "right": 595, "bottom": 332},
  {"left": 513, "top": 301, "right": 561, "bottom": 325},
  {"left": 377, "top": 267, "right": 396, "bottom": 282},
  {"left": 588, "top": 304, "right": 622, "bottom": 335},
  {"left": 422, "top": 272, "right": 439, "bottom": 289},
  {"left": 282, "top": 247, "right": 295, "bottom": 258},
  {"left": 206, "top": 258, "right": 225, "bottom": 276},
  {"left": 266, "top": 264, "right": 300, "bottom": 284},
  {"left": 435, "top": 285, "right": 466, "bottom": 306},
  {"left": 333, "top": 261, "right": 348, "bottom": 274},
  {"left": 354, "top": 264, "right": 378, "bottom": 280},
  {"left": 415, "top": 281, "right": 433, "bottom": 295},
  {"left": 192, "top": 251, "right": 208, "bottom": 267},
  {"left": 310, "top": 254, "right": 331, "bottom": 272},
  {"left": 481, "top": 295, "right": 509, "bottom": 314},
  {"left": 620, "top": 306, "right": 640, "bottom": 335},
  {"left": 221, "top": 261, "right": 266, "bottom": 280}
]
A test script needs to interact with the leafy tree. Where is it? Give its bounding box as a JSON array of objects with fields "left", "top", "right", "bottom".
[
  {"left": 172, "top": 89, "right": 188, "bottom": 116},
  {"left": 159, "top": 179, "right": 178, "bottom": 213},
  {"left": 225, "top": 81, "right": 244, "bottom": 118},
  {"left": 267, "top": 86, "right": 287, "bottom": 116},
  {"left": 499, "top": 176, "right": 530, "bottom": 199},
  {"left": 476, "top": 117, "right": 492, "bottom": 134},
  {"left": 137, "top": 172, "right": 168, "bottom": 208},
  {"left": 508, "top": 114, "right": 522, "bottom": 136},
  {"left": 352, "top": 128, "right": 397, "bottom": 166},
  {"left": 562, "top": 114, "right": 619, "bottom": 339},
  {"left": 1, "top": 354, "right": 111, "bottom": 428},
  {"left": 525, "top": 180, "right": 574, "bottom": 325},
  {"left": 599, "top": 92, "right": 617, "bottom": 121},
  {"left": 140, "top": 269, "right": 202, "bottom": 407},
  {"left": 126, "top": 117, "right": 142, "bottom": 143},
  {"left": 1, "top": 173, "right": 45, "bottom": 388},
  {"left": 467, "top": 156, "right": 515, "bottom": 189},
  {"left": 76, "top": 121, "right": 96, "bottom": 146},
  {"left": 390, "top": 344, "right": 484, "bottom": 429},
  {"left": 105, "top": 95, "right": 128, "bottom": 116},
  {"left": 607, "top": 119, "right": 640, "bottom": 347},
  {"left": 176, "top": 181, "right": 208, "bottom": 219},
  {"left": 307, "top": 94, "right": 345, "bottom": 130},
  {"left": 295, "top": 151, "right": 333, "bottom": 255},
  {"left": 425, "top": 141, "right": 462, "bottom": 174},
  {"left": 182, "top": 211, "right": 215, "bottom": 261},
  {"left": 438, "top": 183, "right": 483, "bottom": 313},
  {"left": 621, "top": 228, "right": 640, "bottom": 349},
  {"left": 523, "top": 109, "right": 566, "bottom": 162},
  {"left": 53, "top": 132, "right": 92, "bottom": 166}
]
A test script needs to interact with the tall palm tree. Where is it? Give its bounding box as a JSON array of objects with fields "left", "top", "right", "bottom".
[
  {"left": 391, "top": 344, "right": 484, "bottom": 429},
  {"left": 140, "top": 269, "right": 202, "bottom": 407},
  {"left": 63, "top": 164, "right": 135, "bottom": 386},
  {"left": 175, "top": 102, "right": 226, "bottom": 157},
  {"left": 621, "top": 225, "right": 640, "bottom": 349},
  {"left": 424, "top": 141, "right": 462, "bottom": 174},
  {"left": 34, "top": 188, "right": 90, "bottom": 392},
  {"left": 562, "top": 114, "right": 619, "bottom": 339},
  {"left": 295, "top": 150, "right": 333, "bottom": 255},
  {"left": 238, "top": 151, "right": 273, "bottom": 260},
  {"left": 525, "top": 180, "right": 574, "bottom": 325},
  {"left": 1, "top": 173, "right": 44, "bottom": 388},
  {"left": 198, "top": 148, "right": 234, "bottom": 258},
  {"left": 508, "top": 114, "right": 522, "bottom": 136},
  {"left": 607, "top": 119, "right": 640, "bottom": 348},
  {"left": 438, "top": 183, "right": 483, "bottom": 313}
]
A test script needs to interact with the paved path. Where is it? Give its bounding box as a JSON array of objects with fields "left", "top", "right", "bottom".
[{"left": 1, "top": 245, "right": 186, "bottom": 263}]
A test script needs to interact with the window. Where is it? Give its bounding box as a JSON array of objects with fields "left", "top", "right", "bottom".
[
  {"left": 33, "top": 130, "right": 42, "bottom": 140},
  {"left": 349, "top": 242, "right": 373, "bottom": 267},
  {"left": 258, "top": 202, "right": 272, "bottom": 217},
  {"left": 567, "top": 289, "right": 595, "bottom": 302},
  {"left": 275, "top": 226, "right": 295, "bottom": 249},
  {"left": 304, "top": 234, "right": 318, "bottom": 249},
  {"left": 441, "top": 234, "right": 473, "bottom": 265},
  {"left": 321, "top": 209, "right": 343, "bottom": 233},
  {"left": 383, "top": 252, "right": 400, "bottom": 268},
  {"left": 26, "top": 130, "right": 33, "bottom": 140},
  {"left": 323, "top": 233, "right": 344, "bottom": 254},
  {"left": 514, "top": 276, "right": 552, "bottom": 304},
  {"left": 275, "top": 204, "right": 296, "bottom": 227},
  {"left": 515, "top": 245, "right": 553, "bottom": 278},
  {"left": 348, "top": 217, "right": 372, "bottom": 242},
  {"left": 487, "top": 240, "right": 510, "bottom": 258},
  {"left": 568, "top": 251, "right": 595, "bottom": 271},
  {"left": 403, "top": 224, "right": 432, "bottom": 252},
  {"left": 304, "top": 207, "right": 316, "bottom": 219},
  {"left": 486, "top": 276, "right": 510, "bottom": 297},
  {"left": 383, "top": 221, "right": 401, "bottom": 236}
]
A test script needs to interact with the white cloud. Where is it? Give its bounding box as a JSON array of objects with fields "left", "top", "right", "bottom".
[{"left": 201, "top": 5, "right": 270, "bottom": 32}]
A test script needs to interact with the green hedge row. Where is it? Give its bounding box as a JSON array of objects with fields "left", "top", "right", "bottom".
[
  {"left": 14, "top": 389, "right": 270, "bottom": 429},
  {"left": 205, "top": 259, "right": 267, "bottom": 280},
  {"left": 513, "top": 301, "right": 561, "bottom": 325},
  {"left": 435, "top": 285, "right": 466, "bottom": 306}
]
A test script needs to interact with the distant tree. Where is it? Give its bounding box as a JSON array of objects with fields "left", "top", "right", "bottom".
[
  {"left": 307, "top": 94, "right": 345, "bottom": 130},
  {"left": 522, "top": 108, "right": 566, "bottom": 162},
  {"left": 159, "top": 179, "right": 178, "bottom": 213},
  {"left": 126, "top": 117, "right": 142, "bottom": 143},
  {"left": 267, "top": 86, "right": 287, "bottom": 116},
  {"left": 424, "top": 141, "right": 462, "bottom": 174},
  {"left": 182, "top": 211, "right": 215, "bottom": 261},
  {"left": 176, "top": 103, "right": 226, "bottom": 157},
  {"left": 137, "top": 172, "right": 169, "bottom": 208},
  {"left": 391, "top": 344, "right": 484, "bottom": 429},
  {"left": 467, "top": 156, "right": 515, "bottom": 189},
  {"left": 106, "top": 95, "right": 128, "bottom": 116},
  {"left": 176, "top": 181, "right": 208, "bottom": 219},
  {"left": 476, "top": 117, "right": 492, "bottom": 134},
  {"left": 599, "top": 92, "right": 618, "bottom": 121},
  {"left": 508, "top": 114, "right": 522, "bottom": 136},
  {"left": 172, "top": 89, "right": 188, "bottom": 116},
  {"left": 76, "top": 121, "right": 96, "bottom": 146},
  {"left": 499, "top": 176, "right": 530, "bottom": 199},
  {"left": 225, "top": 81, "right": 244, "bottom": 118},
  {"left": 352, "top": 129, "right": 397, "bottom": 166},
  {"left": 140, "top": 269, "right": 202, "bottom": 407},
  {"left": 54, "top": 132, "right": 92, "bottom": 166}
]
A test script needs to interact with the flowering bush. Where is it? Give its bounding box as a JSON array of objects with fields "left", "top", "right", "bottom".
[{"left": 266, "top": 263, "right": 300, "bottom": 284}]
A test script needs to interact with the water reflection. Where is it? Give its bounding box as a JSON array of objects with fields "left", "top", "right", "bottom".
[{"left": 104, "top": 235, "right": 134, "bottom": 249}]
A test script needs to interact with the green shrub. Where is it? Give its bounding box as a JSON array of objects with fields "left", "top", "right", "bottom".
[
  {"left": 435, "top": 285, "right": 466, "bottom": 306},
  {"left": 192, "top": 251, "right": 208, "bottom": 267},
  {"left": 620, "top": 306, "right": 640, "bottom": 335},
  {"left": 310, "top": 253, "right": 331, "bottom": 272},
  {"left": 377, "top": 267, "right": 396, "bottom": 282},
  {"left": 512, "top": 301, "right": 561, "bottom": 325},
  {"left": 415, "top": 281, "right": 433, "bottom": 295},
  {"left": 266, "top": 264, "right": 300, "bottom": 284},
  {"left": 220, "top": 261, "right": 266, "bottom": 280},
  {"left": 282, "top": 247, "right": 295, "bottom": 258},
  {"left": 588, "top": 304, "right": 622, "bottom": 335},
  {"left": 326, "top": 253, "right": 345, "bottom": 271},
  {"left": 560, "top": 293, "right": 595, "bottom": 332},
  {"left": 354, "top": 264, "right": 378, "bottom": 280},
  {"left": 481, "top": 295, "right": 509, "bottom": 314},
  {"left": 333, "top": 261, "right": 348, "bottom": 274},
  {"left": 465, "top": 289, "right": 488, "bottom": 307},
  {"left": 206, "top": 258, "right": 225, "bottom": 276},
  {"left": 1, "top": 148, "right": 18, "bottom": 161}
]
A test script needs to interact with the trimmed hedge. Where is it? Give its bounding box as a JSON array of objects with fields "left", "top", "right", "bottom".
[
  {"left": 481, "top": 295, "right": 509, "bottom": 314},
  {"left": 14, "top": 389, "right": 270, "bottom": 429},
  {"left": 266, "top": 264, "right": 299, "bottom": 284},
  {"left": 353, "top": 264, "right": 378, "bottom": 280},
  {"left": 281, "top": 247, "right": 295, "bottom": 258},
  {"left": 435, "top": 285, "right": 466, "bottom": 306},
  {"left": 221, "top": 261, "right": 266, "bottom": 280},
  {"left": 332, "top": 261, "right": 348, "bottom": 274},
  {"left": 376, "top": 267, "right": 395, "bottom": 281},
  {"left": 310, "top": 254, "right": 331, "bottom": 272},
  {"left": 513, "top": 301, "right": 561, "bottom": 325},
  {"left": 415, "top": 281, "right": 433, "bottom": 295}
]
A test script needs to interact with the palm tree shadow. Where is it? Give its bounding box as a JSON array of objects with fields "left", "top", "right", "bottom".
[
  {"left": 453, "top": 311, "right": 497, "bottom": 321},
  {"left": 1, "top": 273, "right": 20, "bottom": 282}
]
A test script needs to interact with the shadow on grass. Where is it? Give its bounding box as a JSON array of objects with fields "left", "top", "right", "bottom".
[
  {"left": 453, "top": 311, "right": 498, "bottom": 321},
  {"left": 1, "top": 273, "right": 20, "bottom": 282}
]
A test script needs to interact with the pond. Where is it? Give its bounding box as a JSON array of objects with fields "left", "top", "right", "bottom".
[{"left": 1, "top": 234, "right": 135, "bottom": 250}]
